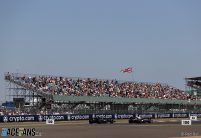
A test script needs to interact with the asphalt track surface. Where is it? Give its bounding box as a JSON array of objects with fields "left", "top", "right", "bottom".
[{"left": 1, "top": 120, "right": 201, "bottom": 138}]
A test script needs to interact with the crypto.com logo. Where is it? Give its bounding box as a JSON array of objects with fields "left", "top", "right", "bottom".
[{"left": 3, "top": 116, "right": 8, "bottom": 122}]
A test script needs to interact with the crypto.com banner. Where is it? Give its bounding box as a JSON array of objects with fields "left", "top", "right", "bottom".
[{"left": 0, "top": 113, "right": 200, "bottom": 122}]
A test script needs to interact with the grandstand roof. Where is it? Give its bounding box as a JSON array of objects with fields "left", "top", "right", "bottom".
[
  {"left": 53, "top": 95, "right": 201, "bottom": 105},
  {"left": 185, "top": 77, "right": 201, "bottom": 80}
]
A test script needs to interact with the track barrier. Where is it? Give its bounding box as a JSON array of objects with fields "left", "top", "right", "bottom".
[{"left": 0, "top": 113, "right": 200, "bottom": 123}]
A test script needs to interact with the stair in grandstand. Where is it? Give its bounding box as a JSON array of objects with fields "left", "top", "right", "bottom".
[{"left": 4, "top": 74, "right": 53, "bottom": 101}]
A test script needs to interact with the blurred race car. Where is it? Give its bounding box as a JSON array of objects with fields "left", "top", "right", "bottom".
[
  {"left": 89, "top": 117, "right": 115, "bottom": 124},
  {"left": 129, "top": 117, "right": 152, "bottom": 124}
]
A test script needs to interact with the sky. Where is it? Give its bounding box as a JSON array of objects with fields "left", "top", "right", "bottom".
[{"left": 0, "top": 0, "right": 201, "bottom": 103}]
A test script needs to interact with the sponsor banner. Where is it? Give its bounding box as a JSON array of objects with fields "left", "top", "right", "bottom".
[
  {"left": 89, "top": 114, "right": 114, "bottom": 119},
  {"left": 173, "top": 113, "right": 188, "bottom": 118},
  {"left": 115, "top": 114, "right": 133, "bottom": 119},
  {"left": 157, "top": 113, "right": 172, "bottom": 118},
  {"left": 1, "top": 115, "right": 36, "bottom": 122},
  {"left": 190, "top": 113, "right": 201, "bottom": 118},
  {"left": 1, "top": 113, "right": 201, "bottom": 122},
  {"left": 69, "top": 114, "right": 89, "bottom": 120},
  {"left": 138, "top": 113, "right": 154, "bottom": 118},
  {"left": 37, "top": 115, "right": 66, "bottom": 121}
]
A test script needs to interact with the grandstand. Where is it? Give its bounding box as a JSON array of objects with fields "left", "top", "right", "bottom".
[
  {"left": 185, "top": 76, "right": 201, "bottom": 97},
  {"left": 3, "top": 72, "right": 201, "bottom": 115}
]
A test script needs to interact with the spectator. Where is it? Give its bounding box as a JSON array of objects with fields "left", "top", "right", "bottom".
[{"left": 4, "top": 73, "right": 200, "bottom": 101}]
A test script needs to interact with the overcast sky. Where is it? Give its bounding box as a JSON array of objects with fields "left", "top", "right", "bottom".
[{"left": 0, "top": 0, "right": 201, "bottom": 102}]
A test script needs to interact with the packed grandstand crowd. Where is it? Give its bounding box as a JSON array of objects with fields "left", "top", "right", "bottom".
[{"left": 4, "top": 73, "right": 199, "bottom": 101}]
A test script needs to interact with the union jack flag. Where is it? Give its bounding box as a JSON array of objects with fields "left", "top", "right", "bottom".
[{"left": 121, "top": 67, "right": 133, "bottom": 73}]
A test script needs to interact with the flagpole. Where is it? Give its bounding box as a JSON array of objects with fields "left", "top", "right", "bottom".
[{"left": 130, "top": 67, "right": 135, "bottom": 82}]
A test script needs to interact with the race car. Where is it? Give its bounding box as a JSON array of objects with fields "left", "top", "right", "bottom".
[
  {"left": 129, "top": 116, "right": 152, "bottom": 124},
  {"left": 89, "top": 117, "right": 115, "bottom": 124}
]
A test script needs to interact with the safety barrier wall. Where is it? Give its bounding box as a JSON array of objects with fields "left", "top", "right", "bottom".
[{"left": 1, "top": 113, "right": 201, "bottom": 122}]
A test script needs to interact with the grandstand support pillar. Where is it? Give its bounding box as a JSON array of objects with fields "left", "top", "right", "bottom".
[{"left": 110, "top": 103, "right": 116, "bottom": 113}]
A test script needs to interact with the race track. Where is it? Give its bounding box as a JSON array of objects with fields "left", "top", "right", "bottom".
[{"left": 0, "top": 120, "right": 201, "bottom": 138}]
